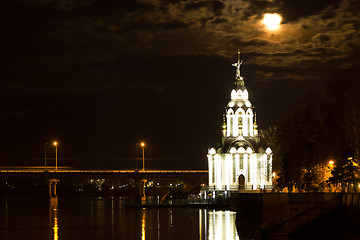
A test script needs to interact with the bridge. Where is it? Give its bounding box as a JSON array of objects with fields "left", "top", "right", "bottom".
[
  {"left": 0, "top": 168, "right": 209, "bottom": 198},
  {"left": 0, "top": 169, "right": 208, "bottom": 180}
]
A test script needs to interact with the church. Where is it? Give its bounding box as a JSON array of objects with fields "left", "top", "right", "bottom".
[{"left": 207, "top": 52, "right": 272, "bottom": 192}]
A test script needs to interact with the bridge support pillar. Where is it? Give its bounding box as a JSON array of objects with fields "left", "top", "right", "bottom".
[
  {"left": 49, "top": 179, "right": 60, "bottom": 198},
  {"left": 141, "top": 179, "right": 147, "bottom": 204}
]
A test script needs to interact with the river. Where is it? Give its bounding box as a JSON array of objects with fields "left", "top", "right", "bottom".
[{"left": 0, "top": 196, "right": 239, "bottom": 240}]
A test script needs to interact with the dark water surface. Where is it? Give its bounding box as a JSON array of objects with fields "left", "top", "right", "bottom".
[{"left": 0, "top": 196, "right": 239, "bottom": 240}]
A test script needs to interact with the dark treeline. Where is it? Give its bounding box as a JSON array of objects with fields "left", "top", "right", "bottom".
[{"left": 261, "top": 65, "right": 360, "bottom": 191}]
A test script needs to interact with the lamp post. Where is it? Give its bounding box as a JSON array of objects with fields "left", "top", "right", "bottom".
[
  {"left": 140, "top": 142, "right": 145, "bottom": 171},
  {"left": 53, "top": 141, "right": 58, "bottom": 171},
  {"left": 328, "top": 160, "right": 335, "bottom": 192}
]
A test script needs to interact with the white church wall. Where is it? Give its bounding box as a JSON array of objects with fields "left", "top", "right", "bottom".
[
  {"left": 250, "top": 154, "right": 257, "bottom": 188},
  {"left": 208, "top": 152, "right": 272, "bottom": 191},
  {"left": 208, "top": 155, "right": 213, "bottom": 185},
  {"left": 233, "top": 115, "right": 239, "bottom": 136},
  {"left": 243, "top": 115, "right": 248, "bottom": 136},
  {"left": 215, "top": 155, "right": 222, "bottom": 189},
  {"left": 223, "top": 154, "right": 232, "bottom": 190}
]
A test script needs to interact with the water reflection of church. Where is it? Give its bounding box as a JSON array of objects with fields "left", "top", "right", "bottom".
[{"left": 207, "top": 52, "right": 272, "bottom": 192}]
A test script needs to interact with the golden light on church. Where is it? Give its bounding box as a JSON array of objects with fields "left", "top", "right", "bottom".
[
  {"left": 207, "top": 52, "right": 273, "bottom": 192},
  {"left": 262, "top": 13, "right": 282, "bottom": 30}
]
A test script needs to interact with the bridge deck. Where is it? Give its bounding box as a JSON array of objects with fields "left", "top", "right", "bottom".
[
  {"left": 0, "top": 169, "right": 209, "bottom": 181},
  {"left": 0, "top": 169, "right": 208, "bottom": 173}
]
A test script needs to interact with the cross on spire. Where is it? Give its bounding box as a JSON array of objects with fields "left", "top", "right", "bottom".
[{"left": 232, "top": 50, "right": 243, "bottom": 79}]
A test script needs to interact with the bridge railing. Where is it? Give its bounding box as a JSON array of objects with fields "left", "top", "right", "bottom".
[
  {"left": 203, "top": 184, "right": 273, "bottom": 191},
  {"left": 0, "top": 169, "right": 208, "bottom": 174}
]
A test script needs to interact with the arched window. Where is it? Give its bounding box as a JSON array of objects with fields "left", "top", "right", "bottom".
[
  {"left": 227, "top": 109, "right": 234, "bottom": 136},
  {"left": 243, "top": 89, "right": 248, "bottom": 99},
  {"left": 231, "top": 90, "right": 237, "bottom": 99},
  {"left": 246, "top": 147, "right": 253, "bottom": 154},
  {"left": 239, "top": 154, "right": 244, "bottom": 169},
  {"left": 236, "top": 89, "right": 242, "bottom": 99},
  {"left": 238, "top": 147, "right": 245, "bottom": 153},
  {"left": 229, "top": 147, "right": 236, "bottom": 154}
]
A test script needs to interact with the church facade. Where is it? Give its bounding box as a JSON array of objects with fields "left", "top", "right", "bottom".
[{"left": 207, "top": 52, "right": 272, "bottom": 192}]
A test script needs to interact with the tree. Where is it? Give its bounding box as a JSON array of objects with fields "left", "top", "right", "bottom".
[
  {"left": 259, "top": 125, "right": 281, "bottom": 171},
  {"left": 268, "top": 65, "right": 360, "bottom": 190},
  {"left": 327, "top": 66, "right": 360, "bottom": 161},
  {"left": 329, "top": 157, "right": 360, "bottom": 192},
  {"left": 277, "top": 93, "right": 331, "bottom": 188}
]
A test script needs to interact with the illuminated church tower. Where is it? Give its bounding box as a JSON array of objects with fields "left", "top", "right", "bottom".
[{"left": 207, "top": 52, "right": 272, "bottom": 192}]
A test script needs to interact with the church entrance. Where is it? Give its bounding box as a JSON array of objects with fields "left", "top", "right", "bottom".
[{"left": 238, "top": 174, "right": 245, "bottom": 190}]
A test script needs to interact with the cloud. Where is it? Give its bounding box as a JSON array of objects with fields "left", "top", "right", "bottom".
[
  {"left": 1, "top": 0, "right": 360, "bottom": 86},
  {"left": 184, "top": 0, "right": 225, "bottom": 15}
]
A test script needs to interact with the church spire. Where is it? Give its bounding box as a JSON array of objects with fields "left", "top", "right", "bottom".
[{"left": 232, "top": 50, "right": 245, "bottom": 89}]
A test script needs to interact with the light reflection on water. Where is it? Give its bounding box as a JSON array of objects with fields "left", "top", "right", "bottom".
[
  {"left": 50, "top": 197, "right": 59, "bottom": 240},
  {"left": 206, "top": 209, "right": 239, "bottom": 240},
  {"left": 0, "top": 196, "right": 239, "bottom": 240},
  {"left": 141, "top": 208, "right": 146, "bottom": 240}
]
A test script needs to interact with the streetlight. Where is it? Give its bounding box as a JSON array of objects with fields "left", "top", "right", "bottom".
[
  {"left": 53, "top": 141, "right": 58, "bottom": 171},
  {"left": 140, "top": 142, "right": 145, "bottom": 171},
  {"left": 328, "top": 160, "right": 335, "bottom": 192}
]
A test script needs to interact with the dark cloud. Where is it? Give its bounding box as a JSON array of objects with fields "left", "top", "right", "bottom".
[
  {"left": 185, "top": 0, "right": 225, "bottom": 15},
  {"left": 277, "top": 0, "right": 342, "bottom": 22},
  {"left": 156, "top": 21, "right": 189, "bottom": 30},
  {"left": 209, "top": 16, "right": 228, "bottom": 24}
]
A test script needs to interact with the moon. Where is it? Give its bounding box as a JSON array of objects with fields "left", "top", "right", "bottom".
[{"left": 263, "top": 13, "right": 282, "bottom": 30}]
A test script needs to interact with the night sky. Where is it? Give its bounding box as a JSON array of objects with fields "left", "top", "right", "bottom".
[{"left": 1, "top": 0, "right": 359, "bottom": 169}]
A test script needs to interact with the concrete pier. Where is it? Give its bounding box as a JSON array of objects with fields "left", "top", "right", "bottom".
[{"left": 48, "top": 179, "right": 60, "bottom": 198}]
